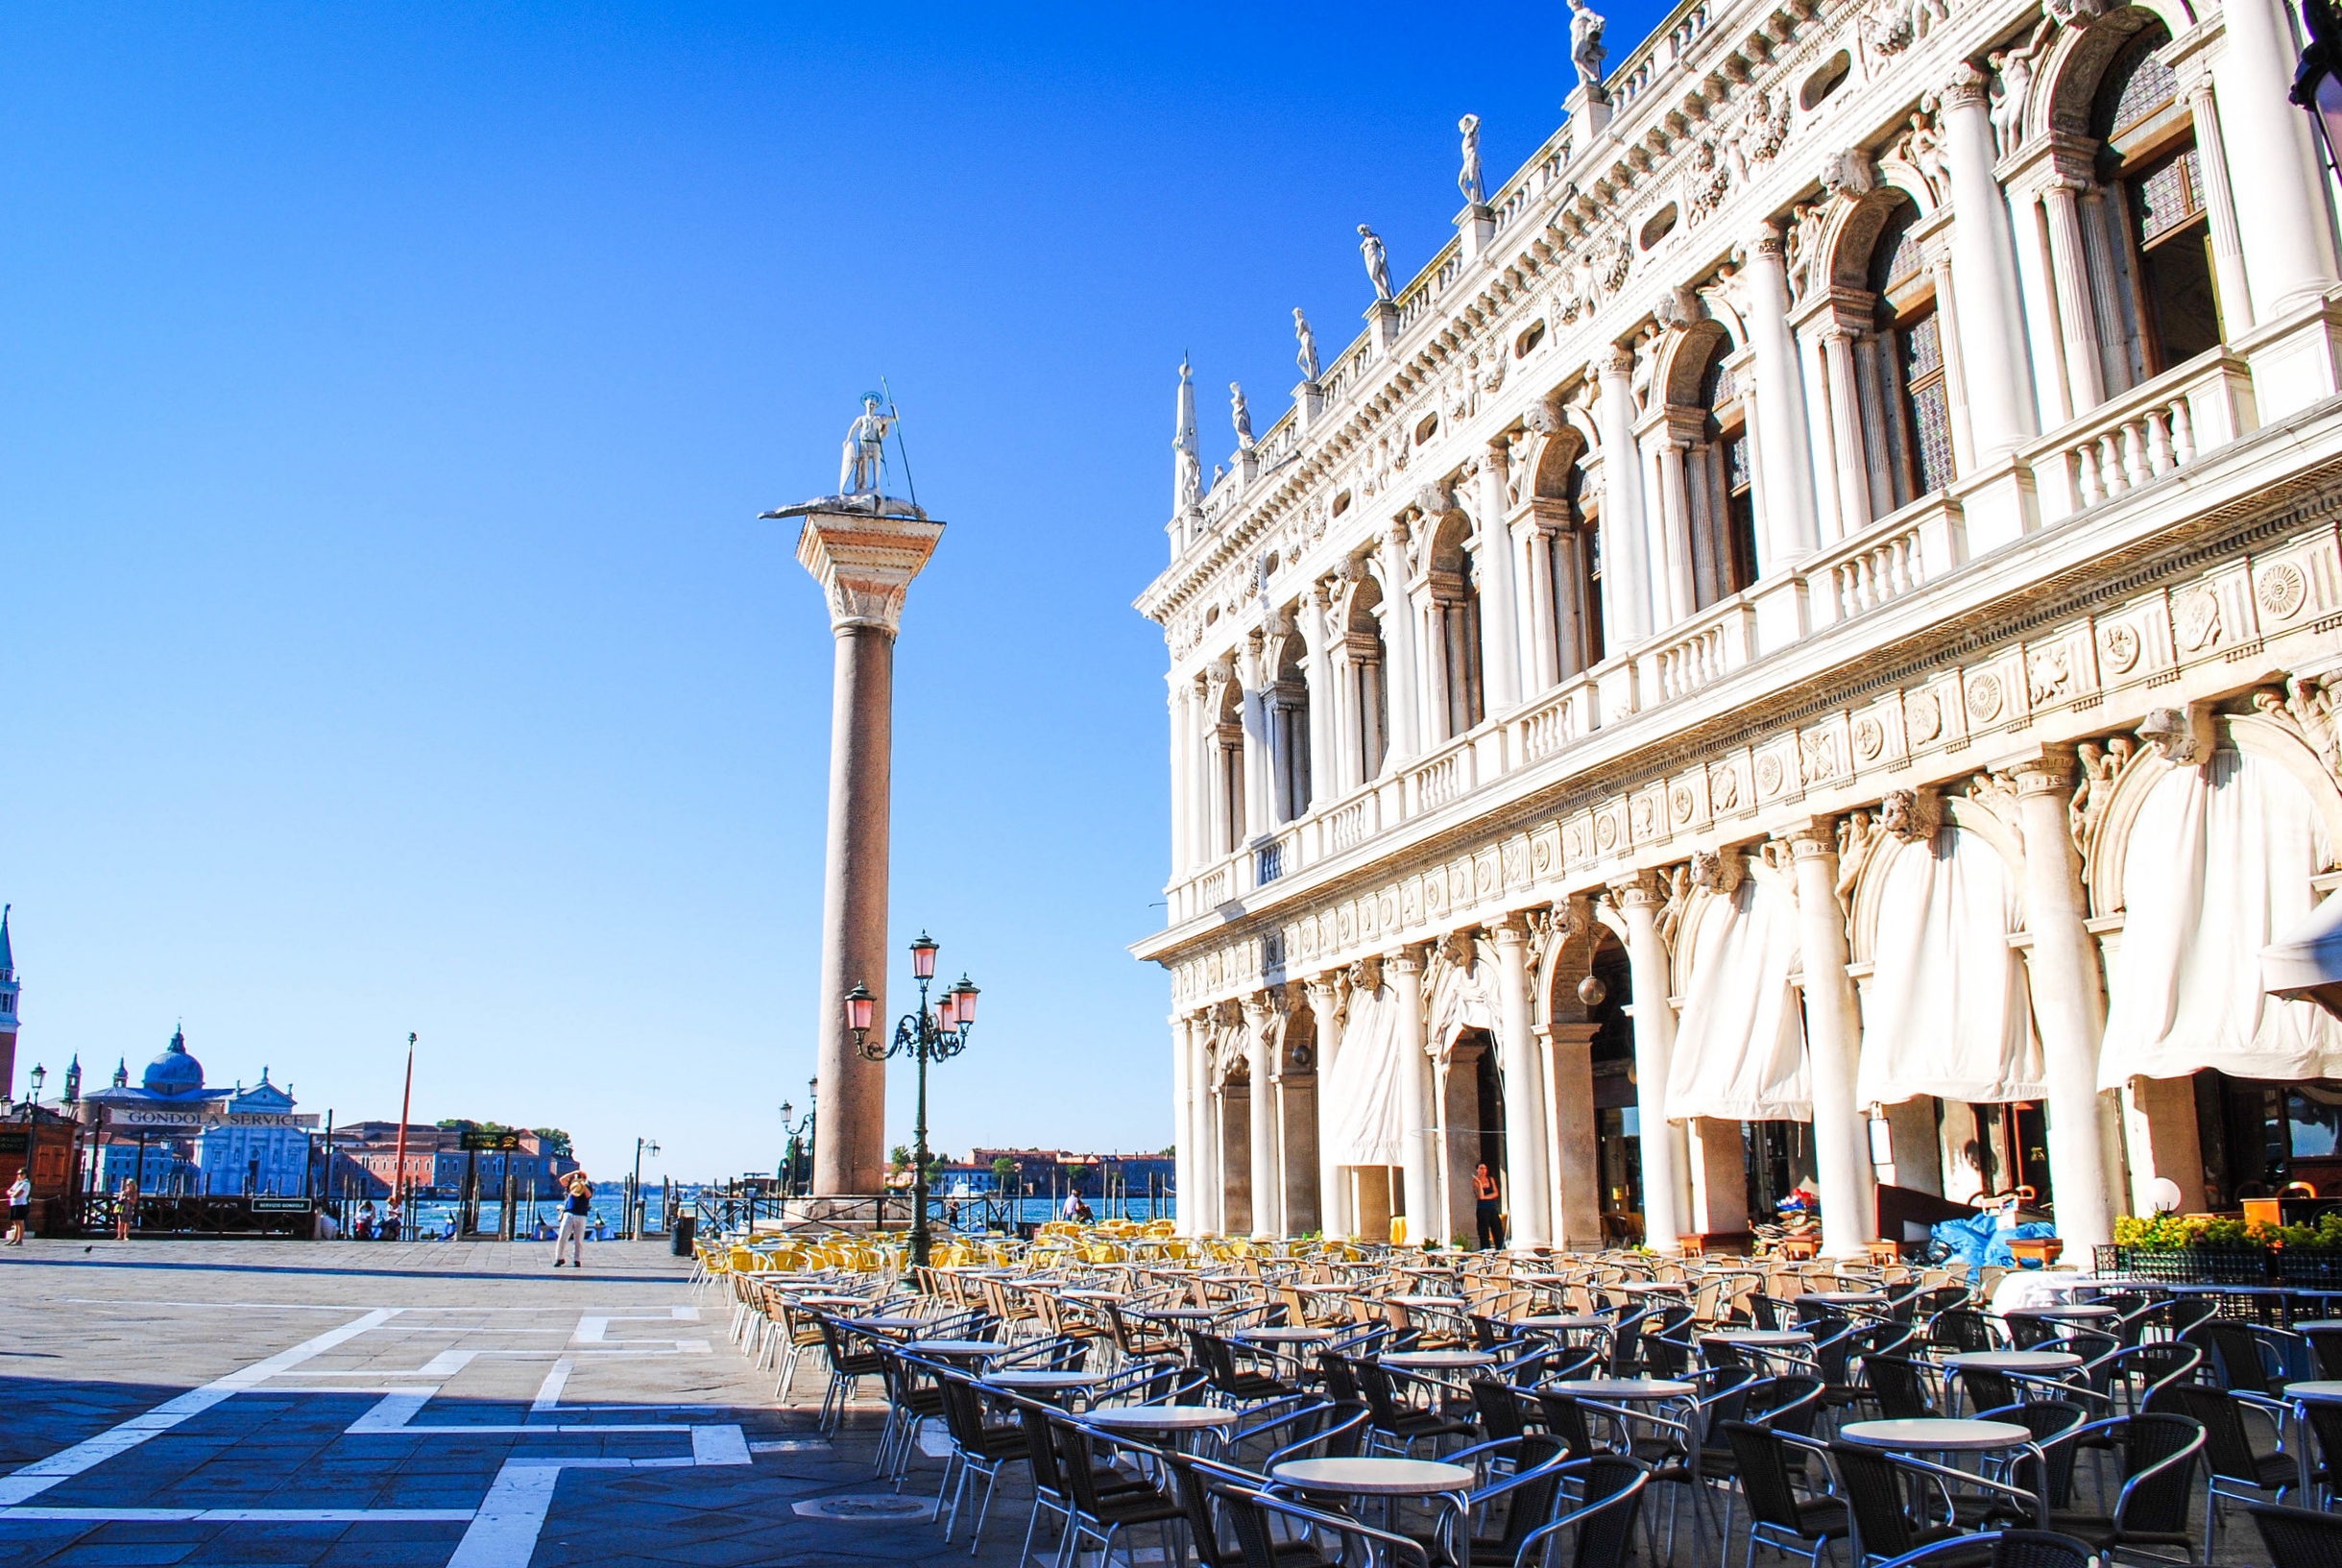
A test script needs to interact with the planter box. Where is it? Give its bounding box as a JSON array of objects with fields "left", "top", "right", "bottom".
[
  {"left": 2098, "top": 1244, "right": 2275, "bottom": 1285},
  {"left": 2277, "top": 1250, "right": 2342, "bottom": 1289}
]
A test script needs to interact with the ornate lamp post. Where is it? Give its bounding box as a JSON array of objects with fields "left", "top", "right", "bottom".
[
  {"left": 846, "top": 932, "right": 978, "bottom": 1268},
  {"left": 26, "top": 1064, "right": 43, "bottom": 1108},
  {"left": 779, "top": 1079, "right": 817, "bottom": 1196},
  {"left": 2298, "top": 0, "right": 2342, "bottom": 176}
]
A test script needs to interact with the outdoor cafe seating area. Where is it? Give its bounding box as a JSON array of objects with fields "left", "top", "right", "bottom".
[{"left": 692, "top": 1224, "right": 2342, "bottom": 1566}]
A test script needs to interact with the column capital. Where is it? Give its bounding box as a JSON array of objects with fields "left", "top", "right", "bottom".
[
  {"left": 793, "top": 507, "right": 947, "bottom": 637},
  {"left": 1241, "top": 989, "right": 1276, "bottom": 1022},
  {"left": 1942, "top": 61, "right": 1991, "bottom": 111},
  {"left": 1752, "top": 219, "right": 1787, "bottom": 259},
  {"left": 2011, "top": 742, "right": 2081, "bottom": 795},
  {"left": 1774, "top": 817, "right": 1841, "bottom": 859},
  {"left": 1607, "top": 869, "right": 1668, "bottom": 906},
  {"left": 1594, "top": 344, "right": 1635, "bottom": 382},
  {"left": 1382, "top": 944, "right": 1428, "bottom": 974},
  {"left": 1490, "top": 918, "right": 1532, "bottom": 950}
]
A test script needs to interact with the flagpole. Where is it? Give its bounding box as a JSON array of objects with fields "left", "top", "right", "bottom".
[{"left": 392, "top": 1034, "right": 415, "bottom": 1229}]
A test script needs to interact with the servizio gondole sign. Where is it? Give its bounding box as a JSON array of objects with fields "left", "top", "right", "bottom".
[{"left": 102, "top": 1109, "right": 322, "bottom": 1130}]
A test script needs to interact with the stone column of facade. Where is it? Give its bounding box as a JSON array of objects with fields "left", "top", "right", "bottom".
[
  {"left": 1240, "top": 631, "right": 1272, "bottom": 847},
  {"left": 1388, "top": 947, "right": 1436, "bottom": 1246},
  {"left": 1474, "top": 445, "right": 1523, "bottom": 712},
  {"left": 1647, "top": 430, "right": 1696, "bottom": 627},
  {"left": 1543, "top": 1021, "right": 1604, "bottom": 1246},
  {"left": 1189, "top": 673, "right": 1215, "bottom": 868},
  {"left": 2040, "top": 182, "right": 2107, "bottom": 415},
  {"left": 1818, "top": 327, "right": 1873, "bottom": 538},
  {"left": 2185, "top": 80, "right": 2256, "bottom": 338},
  {"left": 1517, "top": 512, "right": 1562, "bottom": 690},
  {"left": 2006, "top": 184, "right": 2073, "bottom": 434},
  {"left": 793, "top": 503, "right": 944, "bottom": 1197},
  {"left": 1167, "top": 678, "right": 1192, "bottom": 876},
  {"left": 1195, "top": 1016, "right": 1224, "bottom": 1234},
  {"left": 1307, "top": 974, "right": 1349, "bottom": 1238},
  {"left": 1302, "top": 583, "right": 1339, "bottom": 811},
  {"left": 1940, "top": 65, "right": 2037, "bottom": 462},
  {"left": 1595, "top": 350, "right": 1654, "bottom": 645},
  {"left": 1783, "top": 820, "right": 1877, "bottom": 1257},
  {"left": 2011, "top": 750, "right": 2116, "bottom": 1251},
  {"left": 2211, "top": 0, "right": 2341, "bottom": 319},
  {"left": 1243, "top": 992, "right": 1281, "bottom": 1237},
  {"left": 1377, "top": 525, "right": 1423, "bottom": 765},
  {"left": 1171, "top": 1014, "right": 1196, "bottom": 1236},
  {"left": 1492, "top": 921, "right": 1551, "bottom": 1246},
  {"left": 1745, "top": 225, "right": 1821, "bottom": 570},
  {"left": 1612, "top": 874, "right": 1684, "bottom": 1254}
]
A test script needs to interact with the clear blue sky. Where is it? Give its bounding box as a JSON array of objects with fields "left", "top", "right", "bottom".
[{"left": 4, "top": 3, "right": 1666, "bottom": 1181}]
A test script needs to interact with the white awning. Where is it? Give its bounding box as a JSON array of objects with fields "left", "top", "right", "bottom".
[
  {"left": 2103, "top": 748, "right": 2342, "bottom": 1085},
  {"left": 1857, "top": 824, "right": 2044, "bottom": 1105},
  {"left": 1322, "top": 984, "right": 1408, "bottom": 1167},
  {"left": 1666, "top": 876, "right": 1809, "bottom": 1122},
  {"left": 2264, "top": 891, "right": 2342, "bottom": 1019}
]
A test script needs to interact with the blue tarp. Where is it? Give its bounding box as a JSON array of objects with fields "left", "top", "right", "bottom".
[{"left": 1931, "top": 1213, "right": 2058, "bottom": 1269}]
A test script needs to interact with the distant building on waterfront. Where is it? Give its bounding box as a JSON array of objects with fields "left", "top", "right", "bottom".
[
  {"left": 324, "top": 1122, "right": 578, "bottom": 1199},
  {"left": 952, "top": 1146, "right": 1175, "bottom": 1199},
  {"left": 78, "top": 1027, "right": 318, "bottom": 1194}
]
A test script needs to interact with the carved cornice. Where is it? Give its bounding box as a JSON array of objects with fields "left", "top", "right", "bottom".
[{"left": 795, "top": 508, "right": 947, "bottom": 637}]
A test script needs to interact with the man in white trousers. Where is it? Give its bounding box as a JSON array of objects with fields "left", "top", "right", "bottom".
[{"left": 553, "top": 1172, "right": 593, "bottom": 1267}]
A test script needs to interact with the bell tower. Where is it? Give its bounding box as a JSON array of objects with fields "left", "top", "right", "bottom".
[{"left": 0, "top": 907, "right": 19, "bottom": 1102}]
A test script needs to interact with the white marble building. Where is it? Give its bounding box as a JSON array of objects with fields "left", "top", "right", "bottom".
[{"left": 1135, "top": 0, "right": 2342, "bottom": 1255}]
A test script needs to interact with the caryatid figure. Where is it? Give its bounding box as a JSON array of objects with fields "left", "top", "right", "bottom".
[
  {"left": 1358, "top": 226, "right": 1393, "bottom": 302},
  {"left": 1569, "top": 0, "right": 1607, "bottom": 90},
  {"left": 1230, "top": 382, "right": 1253, "bottom": 448},
  {"left": 1458, "top": 113, "right": 1484, "bottom": 205},
  {"left": 838, "top": 393, "right": 896, "bottom": 495},
  {"left": 1294, "top": 308, "right": 1320, "bottom": 382}
]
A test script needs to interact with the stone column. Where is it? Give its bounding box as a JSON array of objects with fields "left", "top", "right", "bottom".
[
  {"left": 1493, "top": 921, "right": 1550, "bottom": 1246},
  {"left": 1243, "top": 992, "right": 1281, "bottom": 1237},
  {"left": 1240, "top": 631, "right": 1272, "bottom": 846},
  {"left": 2211, "top": 0, "right": 2341, "bottom": 318},
  {"left": 1544, "top": 1022, "right": 1604, "bottom": 1246},
  {"left": 1612, "top": 874, "right": 1683, "bottom": 1253},
  {"left": 1474, "top": 445, "right": 1523, "bottom": 712},
  {"left": 1195, "top": 1020, "right": 1223, "bottom": 1233},
  {"left": 1595, "top": 350, "right": 1654, "bottom": 644},
  {"left": 1783, "top": 819, "right": 1876, "bottom": 1257},
  {"left": 2011, "top": 750, "right": 2116, "bottom": 1251},
  {"left": 1746, "top": 224, "right": 1821, "bottom": 568},
  {"left": 1377, "top": 526, "right": 1423, "bottom": 765},
  {"left": 1388, "top": 947, "right": 1436, "bottom": 1246},
  {"left": 792, "top": 501, "right": 944, "bottom": 1197},
  {"left": 2185, "top": 80, "right": 2257, "bottom": 337},
  {"left": 1302, "top": 583, "right": 1339, "bottom": 811},
  {"left": 1307, "top": 974, "right": 1349, "bottom": 1237},
  {"left": 1820, "top": 326, "right": 1873, "bottom": 537},
  {"left": 1941, "top": 65, "right": 2037, "bottom": 462},
  {"left": 2040, "top": 182, "right": 2107, "bottom": 415},
  {"left": 1189, "top": 674, "right": 1214, "bottom": 868},
  {"left": 1649, "top": 433, "right": 1695, "bottom": 627},
  {"left": 1517, "top": 517, "right": 1562, "bottom": 689},
  {"left": 1167, "top": 678, "right": 1191, "bottom": 877},
  {"left": 1171, "top": 1015, "right": 1196, "bottom": 1236}
]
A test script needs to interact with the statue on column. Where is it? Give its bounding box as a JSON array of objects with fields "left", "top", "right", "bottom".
[
  {"left": 1359, "top": 225, "right": 1394, "bottom": 302},
  {"left": 1458, "top": 113, "right": 1485, "bottom": 205},
  {"left": 837, "top": 392, "right": 895, "bottom": 495},
  {"left": 1294, "top": 308, "right": 1320, "bottom": 382},
  {"left": 1230, "top": 382, "right": 1254, "bottom": 448},
  {"left": 1569, "top": 0, "right": 1607, "bottom": 91}
]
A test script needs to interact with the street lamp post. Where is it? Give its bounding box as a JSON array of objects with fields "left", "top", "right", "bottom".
[
  {"left": 779, "top": 1079, "right": 817, "bottom": 1197},
  {"left": 846, "top": 931, "right": 978, "bottom": 1270},
  {"left": 2296, "top": 0, "right": 2342, "bottom": 176},
  {"left": 26, "top": 1064, "right": 44, "bottom": 1109},
  {"left": 631, "top": 1136, "right": 660, "bottom": 1240}
]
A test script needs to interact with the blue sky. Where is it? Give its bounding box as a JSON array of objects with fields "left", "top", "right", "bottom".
[{"left": 2, "top": 3, "right": 1666, "bottom": 1180}]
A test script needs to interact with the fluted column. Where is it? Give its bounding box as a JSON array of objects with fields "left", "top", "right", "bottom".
[
  {"left": 2040, "top": 181, "right": 2107, "bottom": 415},
  {"left": 1474, "top": 446, "right": 1522, "bottom": 712},
  {"left": 1612, "top": 874, "right": 1683, "bottom": 1254},
  {"left": 1517, "top": 518, "right": 1562, "bottom": 689},
  {"left": 1388, "top": 947, "right": 1436, "bottom": 1247},
  {"left": 1941, "top": 64, "right": 2038, "bottom": 460},
  {"left": 2011, "top": 751, "right": 2115, "bottom": 1251},
  {"left": 1307, "top": 975, "right": 1349, "bottom": 1238},
  {"left": 1594, "top": 350, "right": 1654, "bottom": 644},
  {"left": 2211, "top": 0, "right": 2340, "bottom": 318},
  {"left": 1819, "top": 327, "right": 1873, "bottom": 537},
  {"left": 1493, "top": 921, "right": 1550, "bottom": 1247},
  {"left": 1746, "top": 224, "right": 1821, "bottom": 568},
  {"left": 1172, "top": 1015, "right": 1197, "bottom": 1235},
  {"left": 1782, "top": 821, "right": 1876, "bottom": 1257},
  {"left": 1167, "top": 678, "right": 1191, "bottom": 877},
  {"left": 1189, "top": 674, "right": 1214, "bottom": 867},
  {"left": 1301, "top": 584, "right": 1338, "bottom": 811},
  {"left": 2184, "top": 81, "right": 2256, "bottom": 338},
  {"left": 1243, "top": 992, "right": 1281, "bottom": 1237},
  {"left": 1188, "top": 1015, "right": 1218, "bottom": 1234},
  {"left": 1240, "top": 632, "right": 1271, "bottom": 846},
  {"left": 1377, "top": 525, "right": 1423, "bottom": 764}
]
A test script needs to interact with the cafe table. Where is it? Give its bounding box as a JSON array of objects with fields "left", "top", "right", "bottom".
[
  {"left": 842, "top": 1315, "right": 928, "bottom": 1335},
  {"left": 1841, "top": 1417, "right": 2044, "bottom": 1522},
  {"left": 905, "top": 1339, "right": 1012, "bottom": 1363},
  {"left": 981, "top": 1368, "right": 1107, "bottom": 1406},
  {"left": 1702, "top": 1329, "right": 1815, "bottom": 1370},
  {"left": 1799, "top": 1291, "right": 1889, "bottom": 1306},
  {"left": 1270, "top": 1456, "right": 1476, "bottom": 1549},
  {"left": 1944, "top": 1350, "right": 2082, "bottom": 1374},
  {"left": 2011, "top": 1303, "right": 2117, "bottom": 1320},
  {"left": 1078, "top": 1403, "right": 1242, "bottom": 1454}
]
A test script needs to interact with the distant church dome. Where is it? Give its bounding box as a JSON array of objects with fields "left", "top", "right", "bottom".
[{"left": 142, "top": 1026, "right": 205, "bottom": 1097}]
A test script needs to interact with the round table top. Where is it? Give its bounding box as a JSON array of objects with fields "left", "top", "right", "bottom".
[
  {"left": 1299, "top": 1283, "right": 1364, "bottom": 1294},
  {"left": 2284, "top": 1381, "right": 2342, "bottom": 1403},
  {"left": 1544, "top": 1378, "right": 1696, "bottom": 1399},
  {"left": 1060, "top": 1290, "right": 1127, "bottom": 1302},
  {"left": 1841, "top": 1418, "right": 2033, "bottom": 1452},
  {"left": 1946, "top": 1350, "right": 2082, "bottom": 1372},
  {"left": 1080, "top": 1404, "right": 1242, "bottom": 1431},
  {"left": 1613, "top": 1281, "right": 1690, "bottom": 1294},
  {"left": 1382, "top": 1350, "right": 1496, "bottom": 1368},
  {"left": 2019, "top": 1304, "right": 2117, "bottom": 1320},
  {"left": 1800, "top": 1291, "right": 1888, "bottom": 1304},
  {"left": 1236, "top": 1327, "right": 1333, "bottom": 1342},
  {"left": 2296, "top": 1321, "right": 2342, "bottom": 1335},
  {"left": 1146, "top": 1308, "right": 1218, "bottom": 1322},
  {"left": 1271, "top": 1457, "right": 1476, "bottom": 1496},
  {"left": 1703, "top": 1330, "right": 1815, "bottom": 1347},
  {"left": 1516, "top": 1314, "right": 1610, "bottom": 1330},
  {"left": 843, "top": 1315, "right": 927, "bottom": 1332},
  {"left": 905, "top": 1339, "right": 1010, "bottom": 1356},
  {"left": 1390, "top": 1294, "right": 1464, "bottom": 1309},
  {"left": 795, "top": 1294, "right": 877, "bottom": 1307},
  {"left": 983, "top": 1369, "right": 1106, "bottom": 1389}
]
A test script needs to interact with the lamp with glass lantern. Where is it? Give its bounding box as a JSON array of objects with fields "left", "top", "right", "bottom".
[{"left": 845, "top": 932, "right": 978, "bottom": 1268}]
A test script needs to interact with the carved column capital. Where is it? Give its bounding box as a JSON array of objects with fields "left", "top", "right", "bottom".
[
  {"left": 1753, "top": 219, "right": 1787, "bottom": 259},
  {"left": 1608, "top": 869, "right": 1668, "bottom": 907},
  {"left": 1491, "top": 918, "right": 1532, "bottom": 951},
  {"left": 1943, "top": 61, "right": 1991, "bottom": 110},
  {"left": 1382, "top": 944, "right": 1427, "bottom": 975},
  {"left": 794, "top": 508, "right": 947, "bottom": 637},
  {"left": 2011, "top": 743, "right": 2081, "bottom": 795},
  {"left": 1775, "top": 817, "right": 1842, "bottom": 859}
]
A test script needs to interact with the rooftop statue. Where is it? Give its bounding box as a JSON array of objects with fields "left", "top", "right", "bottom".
[
  {"left": 838, "top": 392, "right": 895, "bottom": 496},
  {"left": 1174, "top": 357, "right": 1202, "bottom": 513},
  {"left": 1230, "top": 382, "right": 1254, "bottom": 448},
  {"left": 1570, "top": 0, "right": 1607, "bottom": 90},
  {"left": 1358, "top": 225, "right": 1393, "bottom": 302},
  {"left": 1458, "top": 113, "right": 1485, "bottom": 206},
  {"left": 1294, "top": 308, "right": 1320, "bottom": 382}
]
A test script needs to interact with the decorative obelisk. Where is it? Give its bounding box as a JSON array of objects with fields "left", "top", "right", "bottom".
[{"left": 761, "top": 396, "right": 944, "bottom": 1198}]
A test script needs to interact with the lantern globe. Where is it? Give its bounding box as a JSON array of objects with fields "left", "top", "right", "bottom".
[
  {"left": 910, "top": 932, "right": 939, "bottom": 980},
  {"left": 844, "top": 982, "right": 877, "bottom": 1034},
  {"left": 952, "top": 976, "right": 979, "bottom": 1024}
]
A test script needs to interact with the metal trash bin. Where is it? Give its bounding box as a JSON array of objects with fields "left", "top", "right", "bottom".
[{"left": 669, "top": 1214, "right": 696, "bottom": 1257}]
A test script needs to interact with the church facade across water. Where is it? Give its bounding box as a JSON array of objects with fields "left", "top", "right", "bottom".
[
  {"left": 77, "top": 1028, "right": 319, "bottom": 1194},
  {"left": 1136, "top": 0, "right": 2342, "bottom": 1253}
]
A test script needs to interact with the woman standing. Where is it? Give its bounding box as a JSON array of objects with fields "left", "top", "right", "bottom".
[
  {"left": 6, "top": 1167, "right": 31, "bottom": 1245},
  {"left": 553, "top": 1173, "right": 592, "bottom": 1268},
  {"left": 1472, "top": 1163, "right": 1504, "bottom": 1251},
  {"left": 115, "top": 1175, "right": 139, "bottom": 1242}
]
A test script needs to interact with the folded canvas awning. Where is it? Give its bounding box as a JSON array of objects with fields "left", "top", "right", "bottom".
[
  {"left": 2265, "top": 892, "right": 2342, "bottom": 1019},
  {"left": 1666, "top": 876, "right": 1809, "bottom": 1122},
  {"left": 1322, "top": 985, "right": 1407, "bottom": 1167}
]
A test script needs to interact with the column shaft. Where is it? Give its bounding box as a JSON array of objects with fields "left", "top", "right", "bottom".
[
  {"left": 1171, "top": 1017, "right": 1195, "bottom": 1237},
  {"left": 1244, "top": 996, "right": 1281, "bottom": 1236},
  {"left": 2041, "top": 183, "right": 2108, "bottom": 414},
  {"left": 1614, "top": 877, "right": 1683, "bottom": 1254},
  {"left": 1309, "top": 978, "right": 1349, "bottom": 1238},
  {"left": 1942, "top": 68, "right": 2038, "bottom": 459},
  {"left": 1494, "top": 925, "right": 1550, "bottom": 1246},
  {"left": 1821, "top": 328, "right": 1873, "bottom": 537},
  {"left": 1475, "top": 446, "right": 1522, "bottom": 712},
  {"left": 2186, "top": 82, "right": 2256, "bottom": 337},
  {"left": 1785, "top": 822, "right": 1877, "bottom": 1256},
  {"left": 1595, "top": 352, "right": 1653, "bottom": 643},
  {"left": 1379, "top": 527, "right": 1423, "bottom": 764},
  {"left": 2210, "top": 0, "right": 2340, "bottom": 317},
  {"left": 1389, "top": 950, "right": 1436, "bottom": 1246},
  {"left": 1302, "top": 587, "right": 1338, "bottom": 811},
  {"left": 1746, "top": 228, "right": 1822, "bottom": 567},
  {"left": 814, "top": 624, "right": 893, "bottom": 1196}
]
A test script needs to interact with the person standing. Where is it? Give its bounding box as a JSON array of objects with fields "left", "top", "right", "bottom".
[
  {"left": 115, "top": 1175, "right": 138, "bottom": 1242},
  {"left": 553, "top": 1172, "right": 592, "bottom": 1267},
  {"left": 1472, "top": 1163, "right": 1504, "bottom": 1251},
  {"left": 6, "top": 1168, "right": 31, "bottom": 1245}
]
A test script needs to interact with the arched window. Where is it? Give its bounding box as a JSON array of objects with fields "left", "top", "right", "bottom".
[
  {"left": 1867, "top": 198, "right": 1955, "bottom": 508},
  {"left": 1337, "top": 574, "right": 1389, "bottom": 788},
  {"left": 1426, "top": 515, "right": 1485, "bottom": 740},
  {"left": 1525, "top": 426, "right": 1604, "bottom": 682},
  {"left": 1268, "top": 629, "right": 1311, "bottom": 822},
  {"left": 2091, "top": 22, "right": 2223, "bottom": 379},
  {"left": 1211, "top": 677, "right": 1245, "bottom": 855},
  {"left": 1688, "top": 337, "right": 1759, "bottom": 607}
]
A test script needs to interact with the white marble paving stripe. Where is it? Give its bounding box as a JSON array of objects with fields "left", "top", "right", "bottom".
[
  {"left": 442, "top": 1436, "right": 751, "bottom": 1568},
  {"left": 529, "top": 1358, "right": 573, "bottom": 1412},
  {"left": 0, "top": 1309, "right": 400, "bottom": 1508},
  {"left": 0, "top": 1507, "right": 475, "bottom": 1522}
]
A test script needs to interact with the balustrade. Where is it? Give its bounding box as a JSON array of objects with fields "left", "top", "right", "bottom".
[{"left": 2030, "top": 351, "right": 2256, "bottom": 524}]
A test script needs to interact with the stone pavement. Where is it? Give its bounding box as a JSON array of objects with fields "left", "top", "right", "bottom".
[{"left": 0, "top": 1239, "right": 1016, "bottom": 1568}]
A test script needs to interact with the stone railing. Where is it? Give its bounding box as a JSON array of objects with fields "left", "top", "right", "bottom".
[
  {"left": 1801, "top": 494, "right": 1967, "bottom": 630},
  {"left": 2029, "top": 350, "right": 2257, "bottom": 525},
  {"left": 1606, "top": 0, "right": 1712, "bottom": 109},
  {"left": 1326, "top": 795, "right": 1375, "bottom": 853},
  {"left": 1638, "top": 601, "right": 1752, "bottom": 706},
  {"left": 1511, "top": 673, "right": 1597, "bottom": 763},
  {"left": 1410, "top": 746, "right": 1472, "bottom": 813}
]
